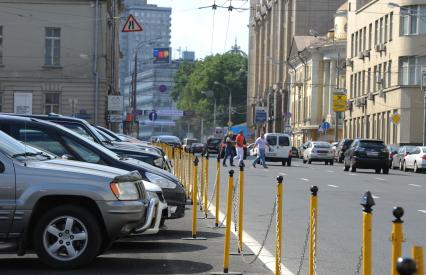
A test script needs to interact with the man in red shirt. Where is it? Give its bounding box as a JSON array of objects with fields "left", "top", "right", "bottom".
[{"left": 233, "top": 130, "right": 245, "bottom": 165}]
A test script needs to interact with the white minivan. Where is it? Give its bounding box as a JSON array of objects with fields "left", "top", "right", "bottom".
[{"left": 264, "top": 133, "right": 292, "bottom": 166}]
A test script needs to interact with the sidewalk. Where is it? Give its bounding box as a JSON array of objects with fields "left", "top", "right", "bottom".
[{"left": 0, "top": 203, "right": 272, "bottom": 275}]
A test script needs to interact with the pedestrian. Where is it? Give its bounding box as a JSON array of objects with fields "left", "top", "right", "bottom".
[
  {"left": 233, "top": 130, "right": 245, "bottom": 166},
  {"left": 252, "top": 132, "right": 269, "bottom": 168},
  {"left": 222, "top": 132, "right": 235, "bottom": 167}
]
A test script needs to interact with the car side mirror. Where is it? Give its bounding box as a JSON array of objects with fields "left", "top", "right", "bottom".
[
  {"left": 61, "top": 154, "right": 75, "bottom": 160},
  {"left": 0, "top": 162, "right": 4, "bottom": 173}
]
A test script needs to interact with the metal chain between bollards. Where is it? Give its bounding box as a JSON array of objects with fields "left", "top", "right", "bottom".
[
  {"left": 312, "top": 210, "right": 318, "bottom": 275},
  {"left": 232, "top": 179, "right": 239, "bottom": 233},
  {"left": 355, "top": 247, "right": 363, "bottom": 275},
  {"left": 296, "top": 219, "right": 311, "bottom": 275}
]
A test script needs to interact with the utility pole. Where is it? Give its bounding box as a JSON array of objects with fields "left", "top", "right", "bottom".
[
  {"left": 422, "top": 70, "right": 426, "bottom": 146},
  {"left": 228, "top": 91, "right": 232, "bottom": 126},
  {"left": 335, "top": 53, "right": 340, "bottom": 142},
  {"left": 111, "top": 0, "right": 116, "bottom": 95},
  {"left": 132, "top": 51, "right": 138, "bottom": 137}
]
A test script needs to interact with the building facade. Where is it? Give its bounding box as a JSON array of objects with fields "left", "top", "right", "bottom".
[
  {"left": 0, "top": 0, "right": 119, "bottom": 126},
  {"left": 247, "top": 0, "right": 346, "bottom": 137},
  {"left": 344, "top": 0, "right": 426, "bottom": 145}
]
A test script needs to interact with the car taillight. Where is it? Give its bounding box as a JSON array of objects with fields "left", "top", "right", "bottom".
[{"left": 422, "top": 155, "right": 426, "bottom": 160}]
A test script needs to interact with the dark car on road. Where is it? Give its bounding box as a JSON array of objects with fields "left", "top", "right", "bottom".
[
  {"left": 189, "top": 143, "right": 206, "bottom": 154},
  {"left": 343, "top": 139, "right": 389, "bottom": 174},
  {"left": 0, "top": 115, "right": 186, "bottom": 220},
  {"left": 334, "top": 139, "right": 354, "bottom": 163},
  {"left": 206, "top": 137, "right": 222, "bottom": 154}
]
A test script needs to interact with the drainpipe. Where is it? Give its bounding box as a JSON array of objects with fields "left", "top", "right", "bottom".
[{"left": 93, "top": 0, "right": 99, "bottom": 124}]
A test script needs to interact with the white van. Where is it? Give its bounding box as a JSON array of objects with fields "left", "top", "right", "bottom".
[{"left": 264, "top": 133, "right": 292, "bottom": 166}]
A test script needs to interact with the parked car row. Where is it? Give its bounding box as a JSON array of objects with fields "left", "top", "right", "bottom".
[{"left": 0, "top": 113, "right": 186, "bottom": 268}]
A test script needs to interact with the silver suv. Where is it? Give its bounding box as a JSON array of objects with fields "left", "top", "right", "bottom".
[{"left": 0, "top": 130, "right": 149, "bottom": 268}]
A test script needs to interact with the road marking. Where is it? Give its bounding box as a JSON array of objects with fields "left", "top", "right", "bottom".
[
  {"left": 418, "top": 210, "right": 426, "bottom": 214},
  {"left": 409, "top": 184, "right": 422, "bottom": 187},
  {"left": 327, "top": 170, "right": 335, "bottom": 173},
  {"left": 208, "top": 205, "right": 294, "bottom": 275},
  {"left": 375, "top": 178, "right": 386, "bottom": 181},
  {"left": 349, "top": 173, "right": 357, "bottom": 176},
  {"left": 300, "top": 178, "right": 310, "bottom": 181},
  {"left": 280, "top": 172, "right": 287, "bottom": 176},
  {"left": 328, "top": 184, "right": 339, "bottom": 188},
  {"left": 372, "top": 195, "right": 380, "bottom": 199}
]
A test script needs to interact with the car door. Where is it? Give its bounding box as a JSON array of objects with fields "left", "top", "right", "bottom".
[
  {"left": 0, "top": 151, "right": 16, "bottom": 237},
  {"left": 277, "top": 135, "right": 291, "bottom": 158},
  {"left": 407, "top": 148, "right": 420, "bottom": 168},
  {"left": 266, "top": 134, "right": 278, "bottom": 156}
]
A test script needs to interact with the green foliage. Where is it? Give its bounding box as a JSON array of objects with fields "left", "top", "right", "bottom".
[{"left": 173, "top": 53, "right": 247, "bottom": 135}]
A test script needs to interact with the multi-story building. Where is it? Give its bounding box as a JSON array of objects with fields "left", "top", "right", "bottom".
[
  {"left": 119, "top": 0, "right": 171, "bottom": 98},
  {"left": 0, "top": 0, "right": 119, "bottom": 126},
  {"left": 288, "top": 4, "right": 347, "bottom": 146},
  {"left": 247, "top": 0, "right": 346, "bottom": 136},
  {"left": 344, "top": 0, "right": 426, "bottom": 145}
]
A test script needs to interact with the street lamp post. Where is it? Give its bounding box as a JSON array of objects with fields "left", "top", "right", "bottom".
[
  {"left": 214, "top": 81, "right": 232, "bottom": 127},
  {"left": 201, "top": 90, "right": 217, "bottom": 129}
]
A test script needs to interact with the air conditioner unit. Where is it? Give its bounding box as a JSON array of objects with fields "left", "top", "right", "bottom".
[
  {"left": 379, "top": 43, "right": 386, "bottom": 52},
  {"left": 378, "top": 89, "right": 385, "bottom": 97},
  {"left": 345, "top": 58, "right": 353, "bottom": 67},
  {"left": 375, "top": 44, "right": 381, "bottom": 52},
  {"left": 363, "top": 50, "right": 370, "bottom": 58},
  {"left": 367, "top": 92, "right": 374, "bottom": 100},
  {"left": 358, "top": 52, "right": 365, "bottom": 60},
  {"left": 376, "top": 76, "right": 383, "bottom": 85}
]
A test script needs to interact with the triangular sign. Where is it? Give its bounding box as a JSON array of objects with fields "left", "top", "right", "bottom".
[{"left": 122, "top": 14, "right": 143, "bottom": 32}]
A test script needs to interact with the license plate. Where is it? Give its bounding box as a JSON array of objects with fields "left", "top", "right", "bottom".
[
  {"left": 268, "top": 153, "right": 277, "bottom": 156},
  {"left": 367, "top": 151, "right": 379, "bottom": 157}
]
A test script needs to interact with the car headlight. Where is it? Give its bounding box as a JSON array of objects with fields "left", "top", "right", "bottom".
[
  {"left": 145, "top": 172, "right": 177, "bottom": 189},
  {"left": 110, "top": 182, "right": 140, "bottom": 201},
  {"left": 146, "top": 191, "right": 159, "bottom": 200},
  {"left": 153, "top": 157, "right": 163, "bottom": 168}
]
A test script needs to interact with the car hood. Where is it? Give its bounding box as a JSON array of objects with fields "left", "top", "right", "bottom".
[
  {"left": 121, "top": 157, "right": 179, "bottom": 182},
  {"left": 25, "top": 158, "right": 132, "bottom": 181},
  {"left": 105, "top": 143, "right": 160, "bottom": 157}
]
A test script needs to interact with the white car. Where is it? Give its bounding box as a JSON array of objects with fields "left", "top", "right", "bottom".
[
  {"left": 264, "top": 133, "right": 292, "bottom": 166},
  {"left": 303, "top": 141, "right": 334, "bottom": 165},
  {"left": 402, "top": 146, "right": 426, "bottom": 173}
]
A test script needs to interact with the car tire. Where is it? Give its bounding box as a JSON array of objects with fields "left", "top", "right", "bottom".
[
  {"left": 414, "top": 162, "right": 420, "bottom": 173},
  {"left": 375, "top": 168, "right": 381, "bottom": 174},
  {"left": 344, "top": 164, "right": 350, "bottom": 171},
  {"left": 399, "top": 161, "right": 403, "bottom": 171},
  {"left": 325, "top": 161, "right": 328, "bottom": 165},
  {"left": 330, "top": 160, "right": 334, "bottom": 165},
  {"left": 403, "top": 161, "right": 408, "bottom": 172},
  {"left": 383, "top": 168, "right": 389, "bottom": 174},
  {"left": 303, "top": 159, "right": 307, "bottom": 164},
  {"left": 33, "top": 204, "right": 102, "bottom": 269},
  {"left": 350, "top": 161, "right": 356, "bottom": 172},
  {"left": 281, "top": 161, "right": 286, "bottom": 166},
  {"left": 287, "top": 159, "right": 291, "bottom": 166}
]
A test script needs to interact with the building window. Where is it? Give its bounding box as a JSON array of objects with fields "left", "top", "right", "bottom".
[
  {"left": 379, "top": 18, "right": 384, "bottom": 43},
  {"left": 399, "top": 56, "right": 426, "bottom": 85},
  {"left": 354, "top": 73, "right": 357, "bottom": 97},
  {"left": 350, "top": 74, "right": 354, "bottom": 98},
  {"left": 383, "top": 62, "right": 387, "bottom": 88},
  {"left": 401, "top": 5, "right": 426, "bottom": 35},
  {"left": 45, "top": 27, "right": 61, "bottom": 66},
  {"left": 44, "top": 93, "right": 60, "bottom": 114},
  {"left": 373, "top": 66, "right": 377, "bottom": 91},
  {"left": 355, "top": 32, "right": 358, "bottom": 56},
  {"left": 385, "top": 15, "right": 388, "bottom": 42},
  {"left": 368, "top": 24, "right": 372, "bottom": 49},
  {"left": 363, "top": 27, "right": 367, "bottom": 51},
  {"left": 359, "top": 29, "right": 363, "bottom": 53},
  {"left": 351, "top": 33, "right": 355, "bottom": 57},
  {"left": 0, "top": 26, "right": 3, "bottom": 65},
  {"left": 362, "top": 70, "right": 366, "bottom": 95},
  {"left": 374, "top": 20, "right": 379, "bottom": 45},
  {"left": 390, "top": 12, "right": 393, "bottom": 40},
  {"left": 388, "top": 60, "right": 392, "bottom": 87},
  {"left": 367, "top": 68, "right": 371, "bottom": 93}
]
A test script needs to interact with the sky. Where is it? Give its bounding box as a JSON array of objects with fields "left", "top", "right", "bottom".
[{"left": 147, "top": 0, "right": 250, "bottom": 59}]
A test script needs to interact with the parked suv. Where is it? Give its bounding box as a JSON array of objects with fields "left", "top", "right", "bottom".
[
  {"left": 334, "top": 139, "right": 354, "bottom": 163},
  {"left": 0, "top": 130, "right": 149, "bottom": 268},
  {"left": 0, "top": 115, "right": 186, "bottom": 220},
  {"left": 344, "top": 139, "right": 389, "bottom": 174}
]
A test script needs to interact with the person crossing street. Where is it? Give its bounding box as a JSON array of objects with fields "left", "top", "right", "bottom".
[
  {"left": 252, "top": 132, "right": 269, "bottom": 168},
  {"left": 222, "top": 132, "right": 235, "bottom": 167},
  {"left": 233, "top": 130, "right": 245, "bottom": 166}
]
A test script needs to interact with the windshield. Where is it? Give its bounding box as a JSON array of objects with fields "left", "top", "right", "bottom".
[
  {"left": 186, "top": 139, "right": 197, "bottom": 145},
  {"left": 0, "top": 130, "right": 47, "bottom": 160},
  {"left": 359, "top": 140, "right": 386, "bottom": 148},
  {"left": 159, "top": 136, "right": 181, "bottom": 144},
  {"left": 96, "top": 128, "right": 115, "bottom": 142},
  {"left": 99, "top": 127, "right": 122, "bottom": 142},
  {"left": 314, "top": 143, "right": 331, "bottom": 148},
  {"left": 208, "top": 139, "right": 221, "bottom": 144}
]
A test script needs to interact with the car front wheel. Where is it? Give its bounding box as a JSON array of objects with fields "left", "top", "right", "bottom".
[
  {"left": 414, "top": 162, "right": 420, "bottom": 173},
  {"left": 33, "top": 205, "right": 102, "bottom": 269}
]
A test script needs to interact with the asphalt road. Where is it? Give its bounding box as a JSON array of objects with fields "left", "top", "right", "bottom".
[{"left": 206, "top": 155, "right": 426, "bottom": 274}]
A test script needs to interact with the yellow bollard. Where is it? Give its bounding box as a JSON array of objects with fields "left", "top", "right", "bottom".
[
  {"left": 204, "top": 154, "right": 209, "bottom": 218},
  {"left": 309, "top": 186, "right": 318, "bottom": 275},
  {"left": 223, "top": 170, "right": 234, "bottom": 273},
  {"left": 200, "top": 153, "right": 205, "bottom": 210},
  {"left": 412, "top": 246, "right": 424, "bottom": 275},
  {"left": 215, "top": 155, "right": 221, "bottom": 227},
  {"left": 187, "top": 152, "right": 192, "bottom": 200},
  {"left": 276, "top": 176, "right": 283, "bottom": 275},
  {"left": 191, "top": 157, "right": 199, "bottom": 238},
  {"left": 391, "top": 207, "right": 405, "bottom": 275},
  {"left": 237, "top": 163, "right": 245, "bottom": 253},
  {"left": 361, "top": 191, "right": 375, "bottom": 275}
]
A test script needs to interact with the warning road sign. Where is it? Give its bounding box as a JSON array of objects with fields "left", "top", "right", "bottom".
[
  {"left": 122, "top": 15, "right": 143, "bottom": 32},
  {"left": 333, "top": 93, "right": 347, "bottom": 112}
]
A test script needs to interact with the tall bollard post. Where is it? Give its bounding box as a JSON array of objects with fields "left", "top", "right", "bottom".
[
  {"left": 397, "top": 257, "right": 417, "bottom": 275},
  {"left": 215, "top": 155, "right": 221, "bottom": 226},
  {"left": 309, "top": 186, "right": 319, "bottom": 275},
  {"left": 182, "top": 157, "right": 206, "bottom": 241},
  {"left": 204, "top": 153, "right": 210, "bottom": 218},
  {"left": 391, "top": 206, "right": 405, "bottom": 275},
  {"left": 412, "top": 246, "right": 424, "bottom": 275},
  {"left": 187, "top": 151, "right": 191, "bottom": 199},
  {"left": 224, "top": 170, "right": 234, "bottom": 273},
  {"left": 276, "top": 176, "right": 284, "bottom": 275},
  {"left": 237, "top": 162, "right": 245, "bottom": 253},
  {"left": 361, "top": 191, "right": 375, "bottom": 275},
  {"left": 200, "top": 153, "right": 205, "bottom": 211}
]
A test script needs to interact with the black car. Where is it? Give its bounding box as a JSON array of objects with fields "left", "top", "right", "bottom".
[
  {"left": 190, "top": 143, "right": 206, "bottom": 153},
  {"left": 334, "top": 139, "right": 354, "bottom": 163},
  {"left": 343, "top": 139, "right": 389, "bottom": 174},
  {"left": 14, "top": 114, "right": 166, "bottom": 167},
  {"left": 0, "top": 115, "right": 186, "bottom": 219},
  {"left": 206, "top": 137, "right": 222, "bottom": 154}
]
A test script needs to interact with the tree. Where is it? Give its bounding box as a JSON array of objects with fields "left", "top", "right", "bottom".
[{"left": 173, "top": 53, "right": 247, "bottom": 137}]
